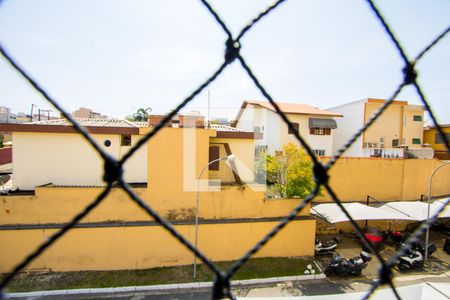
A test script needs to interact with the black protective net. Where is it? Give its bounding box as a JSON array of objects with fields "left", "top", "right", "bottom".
[{"left": 0, "top": 1, "right": 449, "bottom": 299}]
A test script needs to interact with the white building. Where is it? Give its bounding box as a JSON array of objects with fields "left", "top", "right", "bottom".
[
  {"left": 0, "top": 118, "right": 148, "bottom": 190},
  {"left": 233, "top": 100, "right": 342, "bottom": 156}
]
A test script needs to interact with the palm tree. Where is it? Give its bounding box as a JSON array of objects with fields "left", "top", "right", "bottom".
[{"left": 128, "top": 107, "right": 152, "bottom": 122}]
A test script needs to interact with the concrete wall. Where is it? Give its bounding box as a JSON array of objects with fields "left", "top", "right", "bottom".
[
  {"left": 12, "top": 132, "right": 147, "bottom": 190},
  {"left": 0, "top": 185, "right": 314, "bottom": 273},
  {"left": 316, "top": 158, "right": 450, "bottom": 202}
]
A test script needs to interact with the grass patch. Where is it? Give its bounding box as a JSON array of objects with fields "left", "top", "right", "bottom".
[{"left": 2, "top": 257, "right": 319, "bottom": 292}]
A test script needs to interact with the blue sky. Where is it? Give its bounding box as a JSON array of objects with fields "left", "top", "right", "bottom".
[{"left": 0, "top": 0, "right": 449, "bottom": 123}]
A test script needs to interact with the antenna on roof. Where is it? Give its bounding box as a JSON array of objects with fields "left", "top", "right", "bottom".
[{"left": 207, "top": 89, "right": 211, "bottom": 129}]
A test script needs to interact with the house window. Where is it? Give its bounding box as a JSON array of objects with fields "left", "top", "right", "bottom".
[
  {"left": 392, "top": 139, "right": 399, "bottom": 147},
  {"left": 310, "top": 128, "right": 331, "bottom": 135},
  {"left": 412, "top": 138, "right": 421, "bottom": 145},
  {"left": 104, "top": 140, "right": 111, "bottom": 147},
  {"left": 314, "top": 149, "right": 325, "bottom": 156},
  {"left": 288, "top": 123, "right": 299, "bottom": 134},
  {"left": 209, "top": 146, "right": 220, "bottom": 171},
  {"left": 435, "top": 132, "right": 450, "bottom": 144},
  {"left": 413, "top": 115, "right": 422, "bottom": 122},
  {"left": 121, "top": 134, "right": 132, "bottom": 146}
]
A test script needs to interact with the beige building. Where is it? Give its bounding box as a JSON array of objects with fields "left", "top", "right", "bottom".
[
  {"left": 0, "top": 119, "right": 148, "bottom": 190},
  {"left": 329, "top": 98, "right": 430, "bottom": 158},
  {"left": 233, "top": 100, "right": 342, "bottom": 156},
  {"left": 71, "top": 107, "right": 107, "bottom": 119}
]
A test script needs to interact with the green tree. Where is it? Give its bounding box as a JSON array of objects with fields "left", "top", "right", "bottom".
[
  {"left": 126, "top": 107, "right": 152, "bottom": 122},
  {"left": 265, "top": 143, "right": 315, "bottom": 199}
]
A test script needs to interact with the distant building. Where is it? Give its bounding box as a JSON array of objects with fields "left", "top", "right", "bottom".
[
  {"left": 233, "top": 100, "right": 342, "bottom": 156},
  {"left": 329, "top": 98, "right": 432, "bottom": 158},
  {"left": 72, "top": 107, "right": 107, "bottom": 119},
  {"left": 0, "top": 106, "right": 19, "bottom": 124},
  {"left": 424, "top": 124, "right": 450, "bottom": 160}
]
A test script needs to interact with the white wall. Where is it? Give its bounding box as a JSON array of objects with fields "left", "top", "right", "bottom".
[
  {"left": 328, "top": 100, "right": 366, "bottom": 157},
  {"left": 12, "top": 132, "right": 147, "bottom": 190}
]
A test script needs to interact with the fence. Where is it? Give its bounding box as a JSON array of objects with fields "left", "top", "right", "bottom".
[{"left": 0, "top": 1, "right": 449, "bottom": 299}]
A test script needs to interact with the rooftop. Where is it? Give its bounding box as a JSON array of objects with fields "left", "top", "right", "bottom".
[
  {"left": 235, "top": 100, "right": 343, "bottom": 122},
  {"left": 31, "top": 118, "right": 147, "bottom": 128}
]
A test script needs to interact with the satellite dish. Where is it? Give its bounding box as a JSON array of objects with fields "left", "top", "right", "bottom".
[{"left": 0, "top": 175, "right": 11, "bottom": 186}]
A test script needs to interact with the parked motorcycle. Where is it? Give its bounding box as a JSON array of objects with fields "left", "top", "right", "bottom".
[
  {"left": 395, "top": 242, "right": 437, "bottom": 270},
  {"left": 361, "top": 227, "right": 388, "bottom": 252},
  {"left": 444, "top": 238, "right": 450, "bottom": 254},
  {"left": 315, "top": 237, "right": 341, "bottom": 254},
  {"left": 324, "top": 251, "right": 372, "bottom": 276}
]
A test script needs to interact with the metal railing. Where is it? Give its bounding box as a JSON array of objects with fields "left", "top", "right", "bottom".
[{"left": 0, "top": 1, "right": 449, "bottom": 299}]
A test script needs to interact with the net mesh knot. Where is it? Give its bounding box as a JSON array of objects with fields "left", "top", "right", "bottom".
[
  {"left": 212, "top": 273, "right": 232, "bottom": 300},
  {"left": 313, "top": 162, "right": 329, "bottom": 185},
  {"left": 402, "top": 62, "right": 417, "bottom": 85},
  {"left": 225, "top": 38, "right": 240, "bottom": 64},
  {"left": 378, "top": 264, "right": 393, "bottom": 285},
  {"left": 103, "top": 156, "right": 123, "bottom": 184}
]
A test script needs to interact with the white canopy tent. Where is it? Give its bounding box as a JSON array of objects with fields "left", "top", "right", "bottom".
[
  {"left": 378, "top": 198, "right": 450, "bottom": 221},
  {"left": 311, "top": 203, "right": 414, "bottom": 224},
  {"left": 311, "top": 199, "right": 449, "bottom": 224}
]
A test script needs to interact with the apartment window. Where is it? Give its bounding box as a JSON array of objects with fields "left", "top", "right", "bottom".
[
  {"left": 435, "top": 132, "right": 450, "bottom": 144},
  {"left": 121, "top": 134, "right": 132, "bottom": 146},
  {"left": 392, "top": 139, "right": 399, "bottom": 147},
  {"left": 288, "top": 123, "right": 299, "bottom": 134},
  {"left": 310, "top": 128, "right": 331, "bottom": 135},
  {"left": 413, "top": 115, "right": 422, "bottom": 122},
  {"left": 412, "top": 138, "right": 421, "bottom": 145},
  {"left": 208, "top": 146, "right": 220, "bottom": 170},
  {"left": 314, "top": 149, "right": 325, "bottom": 156}
]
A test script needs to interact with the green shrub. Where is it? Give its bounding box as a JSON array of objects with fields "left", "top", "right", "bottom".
[{"left": 265, "top": 143, "right": 315, "bottom": 198}]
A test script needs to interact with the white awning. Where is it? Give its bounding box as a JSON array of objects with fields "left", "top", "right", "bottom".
[
  {"left": 311, "top": 203, "right": 414, "bottom": 224},
  {"left": 379, "top": 198, "right": 450, "bottom": 221}
]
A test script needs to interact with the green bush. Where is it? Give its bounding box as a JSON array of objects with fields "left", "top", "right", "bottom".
[{"left": 265, "top": 143, "right": 315, "bottom": 198}]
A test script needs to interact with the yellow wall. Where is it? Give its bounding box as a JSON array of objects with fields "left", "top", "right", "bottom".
[
  {"left": 0, "top": 219, "right": 315, "bottom": 272},
  {"left": 0, "top": 186, "right": 310, "bottom": 225},
  {"left": 316, "top": 158, "right": 450, "bottom": 202},
  {"left": 363, "top": 101, "right": 424, "bottom": 147}
]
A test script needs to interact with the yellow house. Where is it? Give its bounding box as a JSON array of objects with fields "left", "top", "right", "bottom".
[
  {"left": 330, "top": 98, "right": 428, "bottom": 158},
  {"left": 424, "top": 124, "right": 450, "bottom": 160}
]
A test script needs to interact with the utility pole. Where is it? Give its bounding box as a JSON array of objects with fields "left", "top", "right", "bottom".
[{"left": 30, "top": 104, "right": 37, "bottom": 122}]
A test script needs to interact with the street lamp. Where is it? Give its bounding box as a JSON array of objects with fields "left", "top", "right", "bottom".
[
  {"left": 193, "top": 154, "right": 236, "bottom": 278},
  {"left": 424, "top": 161, "right": 450, "bottom": 263}
]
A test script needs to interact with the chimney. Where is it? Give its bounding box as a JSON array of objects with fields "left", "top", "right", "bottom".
[
  {"left": 148, "top": 115, "right": 171, "bottom": 127},
  {"left": 179, "top": 114, "right": 205, "bottom": 128}
]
